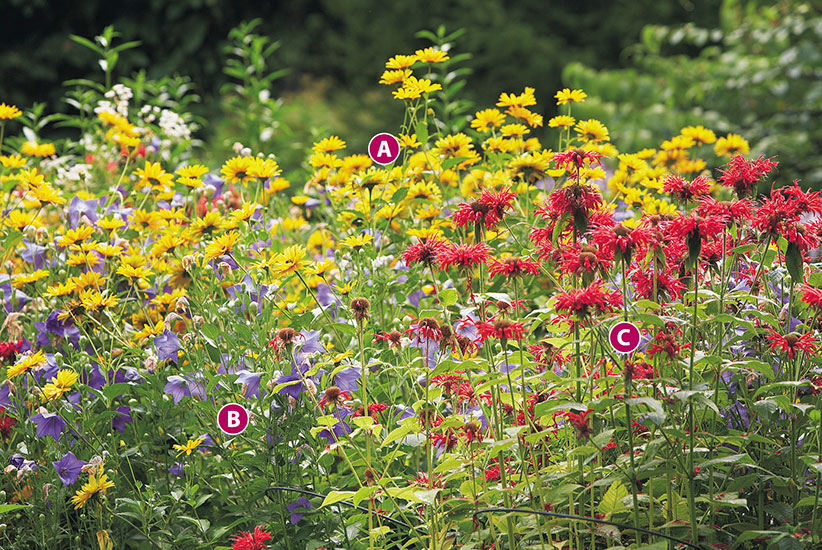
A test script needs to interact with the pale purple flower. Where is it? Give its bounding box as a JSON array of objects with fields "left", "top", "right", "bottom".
[{"left": 29, "top": 412, "right": 66, "bottom": 442}]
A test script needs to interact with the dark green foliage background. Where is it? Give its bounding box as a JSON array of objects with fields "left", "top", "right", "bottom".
[{"left": 0, "top": 0, "right": 720, "bottom": 134}]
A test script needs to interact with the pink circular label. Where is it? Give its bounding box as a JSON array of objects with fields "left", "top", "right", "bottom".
[
  {"left": 217, "top": 403, "right": 249, "bottom": 435},
  {"left": 368, "top": 133, "right": 400, "bottom": 165},
  {"left": 609, "top": 321, "right": 640, "bottom": 354}
]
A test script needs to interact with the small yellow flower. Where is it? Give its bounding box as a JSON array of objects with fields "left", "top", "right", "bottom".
[
  {"left": 574, "top": 119, "right": 610, "bottom": 143},
  {"left": 271, "top": 245, "right": 307, "bottom": 278},
  {"left": 339, "top": 233, "right": 373, "bottom": 250},
  {"left": 203, "top": 230, "right": 241, "bottom": 263},
  {"left": 97, "top": 216, "right": 126, "bottom": 231},
  {"left": 714, "top": 133, "right": 750, "bottom": 157},
  {"left": 385, "top": 54, "right": 418, "bottom": 69},
  {"left": 176, "top": 164, "right": 209, "bottom": 179},
  {"left": 134, "top": 161, "right": 173, "bottom": 191},
  {"left": 173, "top": 437, "right": 205, "bottom": 457},
  {"left": 496, "top": 87, "right": 536, "bottom": 109},
  {"left": 548, "top": 115, "right": 576, "bottom": 129},
  {"left": 71, "top": 473, "right": 115, "bottom": 510},
  {"left": 680, "top": 125, "right": 716, "bottom": 145},
  {"left": 501, "top": 124, "right": 529, "bottom": 137},
  {"left": 7, "top": 350, "right": 47, "bottom": 379},
  {"left": 414, "top": 47, "right": 449, "bottom": 63},
  {"left": 0, "top": 103, "right": 23, "bottom": 120},
  {"left": 221, "top": 156, "right": 256, "bottom": 186},
  {"left": 313, "top": 136, "right": 346, "bottom": 153},
  {"left": 554, "top": 88, "right": 587, "bottom": 106},
  {"left": 22, "top": 141, "right": 56, "bottom": 157},
  {"left": 470, "top": 109, "right": 505, "bottom": 132},
  {"left": 0, "top": 154, "right": 26, "bottom": 168},
  {"left": 45, "top": 281, "right": 77, "bottom": 298},
  {"left": 379, "top": 69, "right": 411, "bottom": 85},
  {"left": 42, "top": 369, "right": 79, "bottom": 401},
  {"left": 398, "top": 133, "right": 421, "bottom": 149}
]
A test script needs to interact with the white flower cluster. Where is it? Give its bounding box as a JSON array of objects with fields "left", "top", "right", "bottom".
[
  {"left": 94, "top": 84, "right": 132, "bottom": 116},
  {"left": 139, "top": 105, "right": 190, "bottom": 140},
  {"left": 158, "top": 109, "right": 190, "bottom": 140}
]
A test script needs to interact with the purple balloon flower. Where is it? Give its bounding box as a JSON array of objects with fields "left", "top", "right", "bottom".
[
  {"left": 113, "top": 406, "right": 132, "bottom": 433},
  {"left": 154, "top": 330, "right": 181, "bottom": 364},
  {"left": 168, "top": 462, "right": 185, "bottom": 479},
  {"left": 52, "top": 451, "right": 87, "bottom": 486},
  {"left": 286, "top": 496, "right": 314, "bottom": 523},
  {"left": 29, "top": 412, "right": 66, "bottom": 442},
  {"left": 236, "top": 370, "right": 263, "bottom": 399}
]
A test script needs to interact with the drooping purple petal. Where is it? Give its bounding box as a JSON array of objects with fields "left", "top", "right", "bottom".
[
  {"left": 286, "top": 496, "right": 314, "bottom": 524},
  {"left": 332, "top": 367, "right": 360, "bottom": 393},
  {"left": 164, "top": 375, "right": 190, "bottom": 404},
  {"left": 67, "top": 196, "right": 100, "bottom": 228},
  {"left": 29, "top": 412, "right": 66, "bottom": 442},
  {"left": 236, "top": 370, "right": 263, "bottom": 399},
  {"left": 154, "top": 330, "right": 180, "bottom": 364},
  {"left": 168, "top": 462, "right": 185, "bottom": 479},
  {"left": 295, "top": 329, "right": 324, "bottom": 357},
  {"left": 112, "top": 406, "right": 132, "bottom": 433}
]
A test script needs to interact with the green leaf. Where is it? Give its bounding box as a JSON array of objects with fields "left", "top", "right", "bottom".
[
  {"left": 0, "top": 504, "right": 29, "bottom": 514},
  {"left": 352, "top": 486, "right": 380, "bottom": 508},
  {"left": 102, "top": 383, "right": 132, "bottom": 401},
  {"left": 785, "top": 242, "right": 803, "bottom": 282},
  {"left": 440, "top": 157, "right": 470, "bottom": 171},
  {"left": 321, "top": 490, "right": 355, "bottom": 508},
  {"left": 736, "top": 530, "right": 783, "bottom": 542},
  {"left": 597, "top": 480, "right": 628, "bottom": 516},
  {"left": 439, "top": 288, "right": 457, "bottom": 306},
  {"left": 415, "top": 120, "right": 428, "bottom": 146},
  {"left": 200, "top": 324, "right": 221, "bottom": 347},
  {"left": 381, "top": 425, "right": 412, "bottom": 448}
]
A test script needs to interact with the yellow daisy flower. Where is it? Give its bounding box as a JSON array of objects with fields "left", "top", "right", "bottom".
[
  {"left": 221, "top": 156, "right": 256, "bottom": 186},
  {"left": 714, "top": 133, "right": 750, "bottom": 157},
  {"left": 71, "top": 473, "right": 115, "bottom": 510},
  {"left": 313, "top": 136, "right": 346, "bottom": 153},
  {"left": 42, "top": 369, "right": 79, "bottom": 401},
  {"left": 174, "top": 437, "right": 205, "bottom": 457},
  {"left": 414, "top": 47, "right": 449, "bottom": 63},
  {"left": 203, "top": 230, "right": 241, "bottom": 263},
  {"left": 554, "top": 88, "right": 587, "bottom": 105},
  {"left": 0, "top": 103, "right": 23, "bottom": 120},
  {"left": 7, "top": 350, "right": 47, "bottom": 379}
]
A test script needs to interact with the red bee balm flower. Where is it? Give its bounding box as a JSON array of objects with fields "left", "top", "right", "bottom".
[
  {"left": 438, "top": 241, "right": 490, "bottom": 272},
  {"left": 230, "top": 525, "right": 273, "bottom": 550},
  {"left": 477, "top": 318, "right": 527, "bottom": 342},
  {"left": 488, "top": 256, "right": 540, "bottom": 279},
  {"left": 800, "top": 285, "right": 822, "bottom": 312},
  {"left": 766, "top": 330, "right": 817, "bottom": 359},
  {"left": 554, "top": 280, "right": 622, "bottom": 320},
  {"left": 479, "top": 187, "right": 516, "bottom": 221},
  {"left": 718, "top": 154, "right": 778, "bottom": 197},
  {"left": 591, "top": 223, "right": 653, "bottom": 264},
  {"left": 403, "top": 237, "right": 448, "bottom": 268},
  {"left": 663, "top": 174, "right": 712, "bottom": 202},
  {"left": 453, "top": 201, "right": 499, "bottom": 229}
]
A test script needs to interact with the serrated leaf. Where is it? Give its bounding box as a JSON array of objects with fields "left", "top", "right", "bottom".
[{"left": 597, "top": 480, "right": 628, "bottom": 516}]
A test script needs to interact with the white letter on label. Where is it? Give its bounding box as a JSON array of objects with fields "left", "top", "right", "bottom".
[
  {"left": 228, "top": 410, "right": 240, "bottom": 428},
  {"left": 617, "top": 329, "right": 631, "bottom": 347},
  {"left": 377, "top": 141, "right": 391, "bottom": 158}
]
